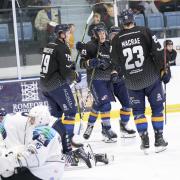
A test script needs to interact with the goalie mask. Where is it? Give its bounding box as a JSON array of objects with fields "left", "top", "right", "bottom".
[{"left": 27, "top": 105, "right": 51, "bottom": 127}]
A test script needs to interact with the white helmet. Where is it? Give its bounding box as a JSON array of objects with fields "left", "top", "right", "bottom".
[{"left": 28, "top": 105, "right": 51, "bottom": 127}]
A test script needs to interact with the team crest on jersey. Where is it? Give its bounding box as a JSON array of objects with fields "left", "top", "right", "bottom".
[{"left": 33, "top": 126, "right": 56, "bottom": 148}]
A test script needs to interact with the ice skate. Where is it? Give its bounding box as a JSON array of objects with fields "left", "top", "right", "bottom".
[
  {"left": 73, "top": 147, "right": 93, "bottom": 168},
  {"left": 120, "top": 122, "right": 136, "bottom": 138},
  {"left": 83, "top": 124, "right": 94, "bottom": 140},
  {"left": 140, "top": 131, "right": 150, "bottom": 155},
  {"left": 154, "top": 131, "right": 168, "bottom": 153},
  {"left": 102, "top": 128, "right": 117, "bottom": 143}
]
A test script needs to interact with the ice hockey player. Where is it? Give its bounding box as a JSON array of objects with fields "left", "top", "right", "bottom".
[
  {"left": 0, "top": 106, "right": 112, "bottom": 179},
  {"left": 76, "top": 24, "right": 117, "bottom": 143},
  {"left": 164, "top": 39, "right": 177, "bottom": 66},
  {"left": 109, "top": 26, "right": 136, "bottom": 138},
  {"left": 0, "top": 106, "right": 65, "bottom": 180},
  {"left": 111, "top": 9, "right": 169, "bottom": 154},
  {"left": 39, "top": 24, "right": 83, "bottom": 155}
]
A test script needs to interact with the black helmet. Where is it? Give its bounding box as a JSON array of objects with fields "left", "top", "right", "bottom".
[
  {"left": 92, "top": 23, "right": 107, "bottom": 39},
  {"left": 119, "top": 9, "right": 134, "bottom": 25},
  {"left": 164, "top": 40, "right": 173, "bottom": 47},
  {"left": 54, "top": 24, "right": 70, "bottom": 35}
]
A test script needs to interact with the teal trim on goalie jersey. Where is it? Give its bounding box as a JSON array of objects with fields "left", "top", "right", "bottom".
[
  {"left": 33, "top": 126, "right": 56, "bottom": 146},
  {"left": 0, "top": 122, "right": 7, "bottom": 140}
]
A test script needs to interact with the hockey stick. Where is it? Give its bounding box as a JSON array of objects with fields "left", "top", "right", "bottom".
[
  {"left": 77, "top": 42, "right": 101, "bottom": 134},
  {"left": 75, "top": 10, "right": 94, "bottom": 64},
  {"left": 163, "top": 28, "right": 167, "bottom": 125},
  {"left": 73, "top": 11, "right": 94, "bottom": 135}
]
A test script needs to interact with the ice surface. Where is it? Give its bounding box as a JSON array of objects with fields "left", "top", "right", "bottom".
[{"left": 64, "top": 113, "right": 180, "bottom": 180}]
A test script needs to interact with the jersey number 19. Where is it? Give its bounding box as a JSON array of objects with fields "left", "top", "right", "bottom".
[{"left": 40, "top": 54, "right": 50, "bottom": 75}]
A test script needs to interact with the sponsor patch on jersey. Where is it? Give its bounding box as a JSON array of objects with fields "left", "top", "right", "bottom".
[{"left": 157, "top": 93, "right": 163, "bottom": 102}]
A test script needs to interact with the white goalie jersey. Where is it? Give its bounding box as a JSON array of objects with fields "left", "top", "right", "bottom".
[{"left": 0, "top": 112, "right": 64, "bottom": 180}]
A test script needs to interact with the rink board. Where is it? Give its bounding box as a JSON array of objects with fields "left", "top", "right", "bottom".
[{"left": 0, "top": 67, "right": 179, "bottom": 116}]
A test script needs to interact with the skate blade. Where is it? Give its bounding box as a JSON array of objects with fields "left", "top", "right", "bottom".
[
  {"left": 103, "top": 137, "right": 117, "bottom": 143},
  {"left": 140, "top": 147, "right": 150, "bottom": 155},
  {"left": 120, "top": 133, "right": 136, "bottom": 138},
  {"left": 155, "top": 146, "right": 167, "bottom": 153}
]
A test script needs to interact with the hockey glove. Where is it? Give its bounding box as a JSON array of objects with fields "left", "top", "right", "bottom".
[
  {"left": 86, "top": 58, "right": 100, "bottom": 69},
  {"left": 74, "top": 71, "right": 82, "bottom": 83},
  {"left": 110, "top": 72, "right": 119, "bottom": 83},
  {"left": 76, "top": 42, "right": 86, "bottom": 51},
  {"left": 98, "top": 59, "right": 111, "bottom": 70},
  {"left": 161, "top": 69, "right": 171, "bottom": 84}
]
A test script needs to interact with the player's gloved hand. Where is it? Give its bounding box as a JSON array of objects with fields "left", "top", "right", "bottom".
[
  {"left": 161, "top": 69, "right": 171, "bottom": 84},
  {"left": 110, "top": 71, "right": 119, "bottom": 83},
  {"left": 70, "top": 63, "right": 76, "bottom": 70},
  {"left": 74, "top": 71, "right": 82, "bottom": 83},
  {"left": 76, "top": 41, "right": 85, "bottom": 51},
  {"left": 86, "top": 58, "right": 100, "bottom": 69},
  {"left": 98, "top": 59, "right": 111, "bottom": 70},
  {"left": 66, "top": 62, "right": 76, "bottom": 71}
]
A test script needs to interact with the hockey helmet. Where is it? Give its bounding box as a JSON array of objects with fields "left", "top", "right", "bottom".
[
  {"left": 119, "top": 9, "right": 134, "bottom": 25},
  {"left": 0, "top": 108, "right": 7, "bottom": 117},
  {"left": 92, "top": 23, "right": 107, "bottom": 39},
  {"left": 28, "top": 105, "right": 51, "bottom": 127},
  {"left": 164, "top": 39, "right": 173, "bottom": 47},
  {"left": 54, "top": 24, "right": 70, "bottom": 35}
]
